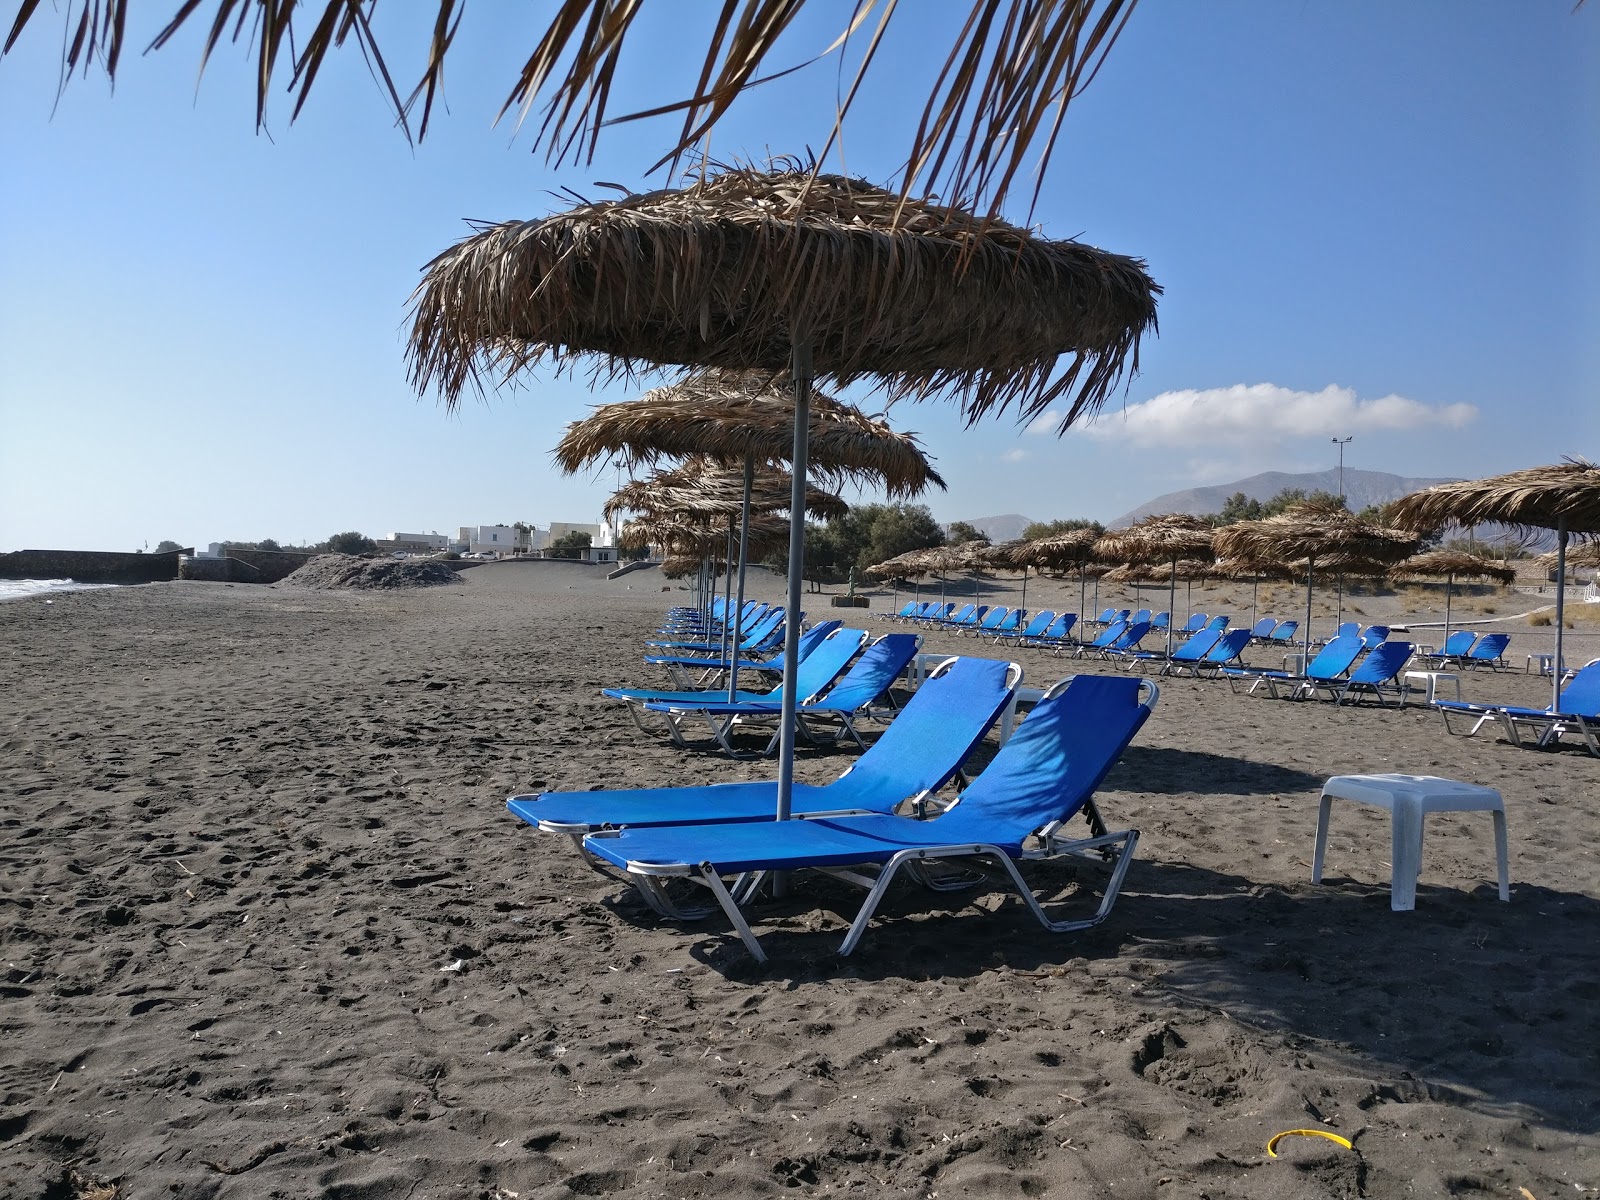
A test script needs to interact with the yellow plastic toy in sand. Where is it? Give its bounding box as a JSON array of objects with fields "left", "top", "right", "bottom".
[{"left": 1266, "top": 1129, "right": 1354, "bottom": 1157}]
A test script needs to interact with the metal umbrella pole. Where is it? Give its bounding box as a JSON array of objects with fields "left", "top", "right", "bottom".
[
  {"left": 1553, "top": 518, "right": 1568, "bottom": 708},
  {"left": 775, "top": 343, "right": 813, "bottom": 829},
  {"left": 727, "top": 454, "right": 754, "bottom": 702}
]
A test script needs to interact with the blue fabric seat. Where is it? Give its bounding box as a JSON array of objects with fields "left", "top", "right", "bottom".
[
  {"left": 642, "top": 620, "right": 842, "bottom": 688},
  {"left": 581, "top": 673, "right": 1156, "bottom": 961},
  {"left": 1119, "top": 627, "right": 1219, "bottom": 674},
  {"left": 1000, "top": 610, "right": 1055, "bottom": 645},
  {"left": 1297, "top": 641, "right": 1414, "bottom": 706},
  {"left": 509, "top": 655, "right": 1023, "bottom": 836},
  {"left": 643, "top": 633, "right": 922, "bottom": 754},
  {"left": 1221, "top": 634, "right": 1364, "bottom": 697},
  {"left": 1436, "top": 661, "right": 1600, "bottom": 755}
]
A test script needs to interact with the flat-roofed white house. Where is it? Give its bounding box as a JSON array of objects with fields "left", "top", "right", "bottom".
[
  {"left": 457, "top": 525, "right": 518, "bottom": 557},
  {"left": 382, "top": 531, "right": 450, "bottom": 553}
]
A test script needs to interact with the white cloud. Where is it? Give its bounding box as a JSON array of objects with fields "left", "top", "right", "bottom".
[
  {"left": 1001, "top": 448, "right": 1028, "bottom": 463},
  {"left": 1076, "top": 383, "right": 1476, "bottom": 447},
  {"left": 1024, "top": 410, "right": 1065, "bottom": 436}
]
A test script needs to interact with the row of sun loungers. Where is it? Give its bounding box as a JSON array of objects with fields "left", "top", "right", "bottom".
[{"left": 520, "top": 623, "right": 1156, "bottom": 960}]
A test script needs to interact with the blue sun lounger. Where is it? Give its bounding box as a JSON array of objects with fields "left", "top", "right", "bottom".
[
  {"left": 1070, "top": 619, "right": 1128, "bottom": 659},
  {"left": 1296, "top": 640, "right": 1414, "bottom": 706},
  {"left": 1118, "top": 627, "right": 1220, "bottom": 675},
  {"left": 1435, "top": 661, "right": 1600, "bottom": 755},
  {"left": 1221, "top": 634, "right": 1364, "bottom": 697},
  {"left": 643, "top": 633, "right": 921, "bottom": 755},
  {"left": 970, "top": 607, "right": 1014, "bottom": 638},
  {"left": 581, "top": 672, "right": 1157, "bottom": 961},
  {"left": 510, "top": 655, "right": 1024, "bottom": 845},
  {"left": 643, "top": 620, "right": 843, "bottom": 688},
  {"left": 1184, "top": 628, "right": 1253, "bottom": 677},
  {"left": 604, "top": 627, "right": 867, "bottom": 736},
  {"left": 1086, "top": 620, "right": 1152, "bottom": 662},
  {"left": 1461, "top": 632, "right": 1511, "bottom": 670},
  {"left": 1000, "top": 610, "right": 1055, "bottom": 646},
  {"left": 1413, "top": 629, "right": 1477, "bottom": 669},
  {"left": 645, "top": 608, "right": 786, "bottom": 653}
]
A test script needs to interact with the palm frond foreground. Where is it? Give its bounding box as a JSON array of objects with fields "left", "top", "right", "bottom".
[
  {"left": 409, "top": 165, "right": 1159, "bottom": 432},
  {"left": 1387, "top": 459, "right": 1600, "bottom": 537},
  {"left": 6, "top": 0, "right": 1136, "bottom": 216}
]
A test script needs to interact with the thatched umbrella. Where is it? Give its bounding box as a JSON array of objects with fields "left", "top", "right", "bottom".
[
  {"left": 1390, "top": 460, "right": 1600, "bottom": 707},
  {"left": 1095, "top": 514, "right": 1216, "bottom": 652},
  {"left": 562, "top": 376, "right": 938, "bottom": 695},
  {"left": 555, "top": 371, "right": 945, "bottom": 496},
  {"left": 865, "top": 548, "right": 935, "bottom": 610},
  {"left": 1214, "top": 500, "right": 1419, "bottom": 663},
  {"left": 602, "top": 461, "right": 848, "bottom": 523},
  {"left": 409, "top": 162, "right": 1158, "bottom": 832},
  {"left": 1389, "top": 550, "right": 1516, "bottom": 647},
  {"left": 1018, "top": 528, "right": 1103, "bottom": 625},
  {"left": 1537, "top": 541, "right": 1600, "bottom": 573},
  {"left": 620, "top": 513, "right": 790, "bottom": 560}
]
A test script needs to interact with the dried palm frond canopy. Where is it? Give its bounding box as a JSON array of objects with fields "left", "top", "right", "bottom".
[
  {"left": 602, "top": 460, "right": 847, "bottom": 523},
  {"left": 554, "top": 371, "right": 944, "bottom": 499},
  {"left": 1213, "top": 499, "right": 1419, "bottom": 567},
  {"left": 1387, "top": 459, "right": 1600, "bottom": 537},
  {"left": 660, "top": 555, "right": 718, "bottom": 580},
  {"left": 1094, "top": 514, "right": 1215, "bottom": 566},
  {"left": 1214, "top": 500, "right": 1419, "bottom": 659},
  {"left": 864, "top": 550, "right": 932, "bottom": 581},
  {"left": 8, "top": 1, "right": 1137, "bottom": 215},
  {"left": 1538, "top": 541, "right": 1600, "bottom": 570},
  {"left": 619, "top": 513, "right": 789, "bottom": 559},
  {"left": 408, "top": 164, "right": 1159, "bottom": 432},
  {"left": 1389, "top": 551, "right": 1516, "bottom": 586},
  {"left": 1015, "top": 528, "right": 1101, "bottom": 570}
]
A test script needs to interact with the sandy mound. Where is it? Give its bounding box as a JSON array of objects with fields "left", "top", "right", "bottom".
[{"left": 279, "top": 554, "right": 461, "bottom": 590}]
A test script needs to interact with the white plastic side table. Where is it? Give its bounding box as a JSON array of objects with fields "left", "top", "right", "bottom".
[
  {"left": 1402, "top": 670, "right": 1461, "bottom": 706},
  {"left": 1313, "top": 774, "right": 1510, "bottom": 911}
]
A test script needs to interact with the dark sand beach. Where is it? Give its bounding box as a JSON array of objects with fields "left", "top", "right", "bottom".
[{"left": 2, "top": 561, "right": 1596, "bottom": 1198}]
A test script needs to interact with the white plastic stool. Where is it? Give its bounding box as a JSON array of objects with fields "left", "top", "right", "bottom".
[{"left": 1313, "top": 774, "right": 1510, "bottom": 911}]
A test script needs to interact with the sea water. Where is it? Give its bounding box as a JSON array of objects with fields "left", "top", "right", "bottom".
[{"left": 0, "top": 579, "right": 121, "bottom": 602}]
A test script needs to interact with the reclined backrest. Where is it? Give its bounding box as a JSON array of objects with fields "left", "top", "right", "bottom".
[
  {"left": 1204, "top": 628, "right": 1253, "bottom": 663},
  {"left": 977, "top": 608, "right": 1011, "bottom": 630},
  {"left": 1335, "top": 621, "right": 1360, "bottom": 639},
  {"left": 1016, "top": 611, "right": 1056, "bottom": 639},
  {"left": 1131, "top": 608, "right": 1152, "bottom": 624},
  {"left": 1111, "top": 621, "right": 1152, "bottom": 651},
  {"left": 1250, "top": 618, "right": 1277, "bottom": 638},
  {"left": 945, "top": 603, "right": 978, "bottom": 624},
  {"left": 1361, "top": 625, "right": 1391, "bottom": 648},
  {"left": 1307, "top": 635, "right": 1364, "bottom": 679},
  {"left": 804, "top": 634, "right": 921, "bottom": 713},
  {"left": 1271, "top": 620, "right": 1300, "bottom": 641},
  {"left": 1439, "top": 630, "right": 1477, "bottom": 656},
  {"left": 1469, "top": 633, "right": 1510, "bottom": 660},
  {"left": 792, "top": 620, "right": 843, "bottom": 661},
  {"left": 1095, "top": 608, "right": 1116, "bottom": 624},
  {"left": 787, "top": 629, "right": 870, "bottom": 703},
  {"left": 1182, "top": 613, "right": 1209, "bottom": 632},
  {"left": 1204, "top": 615, "right": 1229, "bottom": 631},
  {"left": 1554, "top": 662, "right": 1600, "bottom": 715},
  {"left": 831, "top": 657, "right": 1019, "bottom": 803},
  {"left": 1089, "top": 619, "right": 1129, "bottom": 648},
  {"left": 1349, "top": 640, "right": 1412, "bottom": 683},
  {"left": 1151, "top": 611, "right": 1171, "bottom": 629},
  {"left": 1172, "top": 628, "right": 1222, "bottom": 660},
  {"left": 931, "top": 674, "right": 1151, "bottom": 845}
]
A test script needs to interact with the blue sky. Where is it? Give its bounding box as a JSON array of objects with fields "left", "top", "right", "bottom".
[{"left": 2, "top": 2, "right": 1595, "bottom": 552}]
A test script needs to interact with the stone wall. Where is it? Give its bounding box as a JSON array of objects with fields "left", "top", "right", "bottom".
[
  {"left": 217, "top": 549, "right": 319, "bottom": 584},
  {"left": 0, "top": 548, "right": 191, "bottom": 584}
]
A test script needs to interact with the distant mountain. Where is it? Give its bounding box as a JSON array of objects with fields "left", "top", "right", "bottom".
[
  {"left": 1108, "top": 469, "right": 1458, "bottom": 528},
  {"left": 946, "top": 514, "right": 1035, "bottom": 543}
]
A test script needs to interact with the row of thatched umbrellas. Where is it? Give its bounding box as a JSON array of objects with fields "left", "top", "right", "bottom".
[{"left": 867, "top": 499, "right": 1565, "bottom": 666}]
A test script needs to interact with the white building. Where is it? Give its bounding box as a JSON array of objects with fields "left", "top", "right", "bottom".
[
  {"left": 384, "top": 531, "right": 449, "bottom": 553},
  {"left": 457, "top": 525, "right": 518, "bottom": 557}
]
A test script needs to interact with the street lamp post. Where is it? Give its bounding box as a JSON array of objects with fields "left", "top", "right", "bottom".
[
  {"left": 1331, "top": 436, "right": 1354, "bottom": 629},
  {"left": 1332, "top": 436, "right": 1354, "bottom": 501}
]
